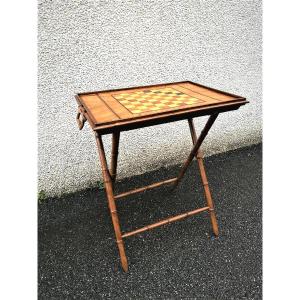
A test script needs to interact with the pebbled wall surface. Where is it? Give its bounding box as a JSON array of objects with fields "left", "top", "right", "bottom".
[{"left": 38, "top": 0, "right": 262, "bottom": 196}]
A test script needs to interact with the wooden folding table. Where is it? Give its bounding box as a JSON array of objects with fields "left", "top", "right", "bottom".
[{"left": 75, "top": 81, "right": 247, "bottom": 272}]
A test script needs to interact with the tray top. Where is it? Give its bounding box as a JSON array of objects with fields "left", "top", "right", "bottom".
[{"left": 76, "top": 81, "right": 247, "bottom": 133}]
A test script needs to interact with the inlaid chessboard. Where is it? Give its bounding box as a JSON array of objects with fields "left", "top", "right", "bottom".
[
  {"left": 114, "top": 87, "right": 203, "bottom": 114},
  {"left": 76, "top": 81, "right": 247, "bottom": 132}
]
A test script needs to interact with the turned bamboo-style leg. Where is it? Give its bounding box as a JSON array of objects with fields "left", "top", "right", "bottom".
[
  {"left": 95, "top": 132, "right": 128, "bottom": 272},
  {"left": 110, "top": 132, "right": 120, "bottom": 185},
  {"left": 175, "top": 113, "right": 219, "bottom": 186},
  {"left": 188, "top": 118, "right": 219, "bottom": 236}
]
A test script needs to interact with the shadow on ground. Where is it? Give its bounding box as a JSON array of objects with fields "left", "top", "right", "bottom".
[{"left": 38, "top": 144, "right": 262, "bottom": 299}]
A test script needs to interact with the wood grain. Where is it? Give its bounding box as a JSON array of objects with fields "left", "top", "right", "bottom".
[
  {"left": 179, "top": 82, "right": 236, "bottom": 101},
  {"left": 80, "top": 94, "right": 119, "bottom": 124}
]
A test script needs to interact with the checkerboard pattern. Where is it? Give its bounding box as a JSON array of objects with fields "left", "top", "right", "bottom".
[{"left": 113, "top": 87, "right": 202, "bottom": 114}]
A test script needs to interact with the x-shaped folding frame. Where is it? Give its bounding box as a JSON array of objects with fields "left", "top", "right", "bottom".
[{"left": 95, "top": 114, "right": 219, "bottom": 272}]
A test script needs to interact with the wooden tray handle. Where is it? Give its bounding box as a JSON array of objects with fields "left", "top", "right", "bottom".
[{"left": 76, "top": 107, "right": 87, "bottom": 130}]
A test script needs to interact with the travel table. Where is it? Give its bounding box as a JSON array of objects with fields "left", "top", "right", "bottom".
[{"left": 75, "top": 81, "right": 247, "bottom": 272}]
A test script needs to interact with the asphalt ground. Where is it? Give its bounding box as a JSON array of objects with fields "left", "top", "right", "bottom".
[{"left": 38, "top": 144, "right": 262, "bottom": 299}]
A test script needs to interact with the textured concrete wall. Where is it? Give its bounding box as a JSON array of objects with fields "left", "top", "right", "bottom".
[{"left": 38, "top": 0, "right": 262, "bottom": 196}]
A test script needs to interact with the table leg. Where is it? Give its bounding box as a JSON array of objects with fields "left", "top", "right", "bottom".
[
  {"left": 95, "top": 132, "right": 128, "bottom": 272},
  {"left": 188, "top": 118, "right": 219, "bottom": 236},
  {"left": 175, "top": 113, "right": 219, "bottom": 186},
  {"left": 110, "top": 132, "right": 120, "bottom": 185}
]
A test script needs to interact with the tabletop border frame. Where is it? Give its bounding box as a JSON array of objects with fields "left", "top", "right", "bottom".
[{"left": 75, "top": 81, "right": 248, "bottom": 134}]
